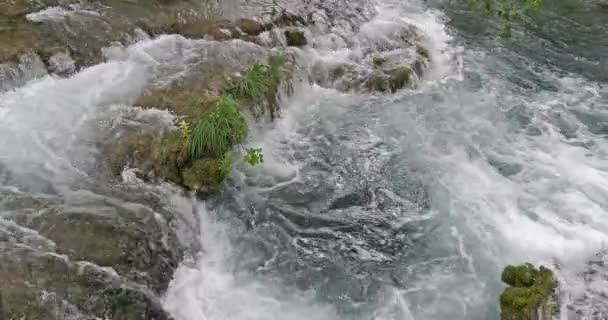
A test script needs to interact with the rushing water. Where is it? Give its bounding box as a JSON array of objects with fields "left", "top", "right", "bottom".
[{"left": 2, "top": 0, "right": 608, "bottom": 319}]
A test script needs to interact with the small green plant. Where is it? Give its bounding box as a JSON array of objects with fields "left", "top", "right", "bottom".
[
  {"left": 218, "top": 150, "right": 234, "bottom": 175},
  {"left": 244, "top": 148, "right": 264, "bottom": 166},
  {"left": 190, "top": 95, "right": 247, "bottom": 158},
  {"left": 179, "top": 120, "right": 191, "bottom": 142},
  {"left": 226, "top": 57, "right": 284, "bottom": 99}
]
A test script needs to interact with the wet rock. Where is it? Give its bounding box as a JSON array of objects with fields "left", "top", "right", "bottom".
[
  {"left": 500, "top": 264, "right": 557, "bottom": 320},
  {"left": 135, "top": 84, "right": 219, "bottom": 122},
  {"left": 0, "top": 248, "right": 172, "bottom": 320},
  {"left": 237, "top": 18, "right": 266, "bottom": 36},
  {"left": 107, "top": 131, "right": 189, "bottom": 186},
  {"left": 488, "top": 157, "right": 523, "bottom": 177},
  {"left": 313, "top": 42, "right": 430, "bottom": 93},
  {"left": 285, "top": 29, "right": 307, "bottom": 47},
  {"left": 365, "top": 66, "right": 413, "bottom": 93},
  {"left": 24, "top": 208, "right": 181, "bottom": 293}
]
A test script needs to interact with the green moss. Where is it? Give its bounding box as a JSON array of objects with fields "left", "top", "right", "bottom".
[
  {"left": 499, "top": 264, "right": 554, "bottom": 320},
  {"left": 371, "top": 54, "right": 386, "bottom": 67},
  {"left": 364, "top": 66, "right": 414, "bottom": 93},
  {"left": 182, "top": 158, "right": 225, "bottom": 192},
  {"left": 388, "top": 66, "right": 413, "bottom": 92},
  {"left": 108, "top": 131, "right": 188, "bottom": 184},
  {"left": 284, "top": 29, "right": 307, "bottom": 47}
]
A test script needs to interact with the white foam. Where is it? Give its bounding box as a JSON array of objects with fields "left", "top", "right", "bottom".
[
  {"left": 26, "top": 5, "right": 100, "bottom": 23},
  {"left": 163, "top": 203, "right": 340, "bottom": 320}
]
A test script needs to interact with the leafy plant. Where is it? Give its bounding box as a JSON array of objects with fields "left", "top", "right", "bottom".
[
  {"left": 218, "top": 150, "right": 234, "bottom": 175},
  {"left": 244, "top": 148, "right": 264, "bottom": 166},
  {"left": 190, "top": 95, "right": 247, "bottom": 158},
  {"left": 178, "top": 120, "right": 191, "bottom": 143},
  {"left": 226, "top": 57, "right": 284, "bottom": 99}
]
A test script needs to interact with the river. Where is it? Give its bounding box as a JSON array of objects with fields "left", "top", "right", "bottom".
[{"left": 1, "top": 0, "right": 608, "bottom": 319}]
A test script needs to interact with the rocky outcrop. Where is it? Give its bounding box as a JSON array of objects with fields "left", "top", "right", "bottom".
[
  {"left": 106, "top": 53, "right": 292, "bottom": 194},
  {"left": 499, "top": 264, "right": 558, "bottom": 320},
  {"left": 1, "top": 199, "right": 182, "bottom": 320},
  {"left": 0, "top": 0, "right": 307, "bottom": 86}
]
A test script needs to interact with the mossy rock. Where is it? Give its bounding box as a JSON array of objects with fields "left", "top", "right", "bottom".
[
  {"left": 371, "top": 54, "right": 386, "bottom": 67},
  {"left": 285, "top": 29, "right": 307, "bottom": 47},
  {"left": 182, "top": 158, "right": 225, "bottom": 193},
  {"left": 388, "top": 66, "right": 413, "bottom": 92},
  {"left": 23, "top": 208, "right": 180, "bottom": 293},
  {"left": 108, "top": 130, "right": 189, "bottom": 184},
  {"left": 499, "top": 263, "right": 555, "bottom": 320},
  {"left": 237, "top": 18, "right": 266, "bottom": 36},
  {"left": 135, "top": 83, "right": 220, "bottom": 121},
  {"left": 365, "top": 66, "right": 413, "bottom": 93},
  {"left": 0, "top": 251, "right": 171, "bottom": 320}
]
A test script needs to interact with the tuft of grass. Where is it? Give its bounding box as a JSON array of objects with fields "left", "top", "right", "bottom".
[
  {"left": 190, "top": 95, "right": 247, "bottom": 158},
  {"left": 226, "top": 56, "right": 284, "bottom": 99}
]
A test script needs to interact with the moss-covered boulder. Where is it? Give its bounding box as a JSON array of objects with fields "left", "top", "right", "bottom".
[
  {"left": 285, "top": 29, "right": 307, "bottom": 47},
  {"left": 182, "top": 158, "right": 225, "bottom": 193},
  {"left": 500, "top": 264, "right": 556, "bottom": 320}
]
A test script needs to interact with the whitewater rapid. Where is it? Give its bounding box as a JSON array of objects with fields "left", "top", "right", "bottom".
[{"left": 1, "top": 0, "right": 607, "bottom": 319}]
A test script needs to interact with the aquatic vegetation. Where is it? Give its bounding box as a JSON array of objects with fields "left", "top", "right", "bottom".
[
  {"left": 219, "top": 150, "right": 234, "bottom": 175},
  {"left": 190, "top": 95, "right": 247, "bottom": 158},
  {"left": 468, "top": 0, "right": 543, "bottom": 36},
  {"left": 178, "top": 120, "right": 191, "bottom": 143},
  {"left": 284, "top": 29, "right": 307, "bottom": 46},
  {"left": 244, "top": 147, "right": 264, "bottom": 166},
  {"left": 182, "top": 158, "right": 225, "bottom": 192},
  {"left": 500, "top": 264, "right": 555, "bottom": 320},
  {"left": 226, "top": 56, "right": 284, "bottom": 99},
  {"left": 371, "top": 54, "right": 386, "bottom": 67}
]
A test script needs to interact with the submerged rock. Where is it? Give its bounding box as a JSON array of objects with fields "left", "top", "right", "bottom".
[{"left": 500, "top": 264, "right": 558, "bottom": 320}]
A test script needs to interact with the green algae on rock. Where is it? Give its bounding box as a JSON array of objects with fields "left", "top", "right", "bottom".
[
  {"left": 500, "top": 264, "right": 557, "bottom": 320},
  {"left": 285, "top": 29, "right": 307, "bottom": 47}
]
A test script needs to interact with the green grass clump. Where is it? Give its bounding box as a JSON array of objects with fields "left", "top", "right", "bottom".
[
  {"left": 226, "top": 56, "right": 284, "bottom": 100},
  {"left": 190, "top": 95, "right": 247, "bottom": 158},
  {"left": 499, "top": 263, "right": 554, "bottom": 320}
]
